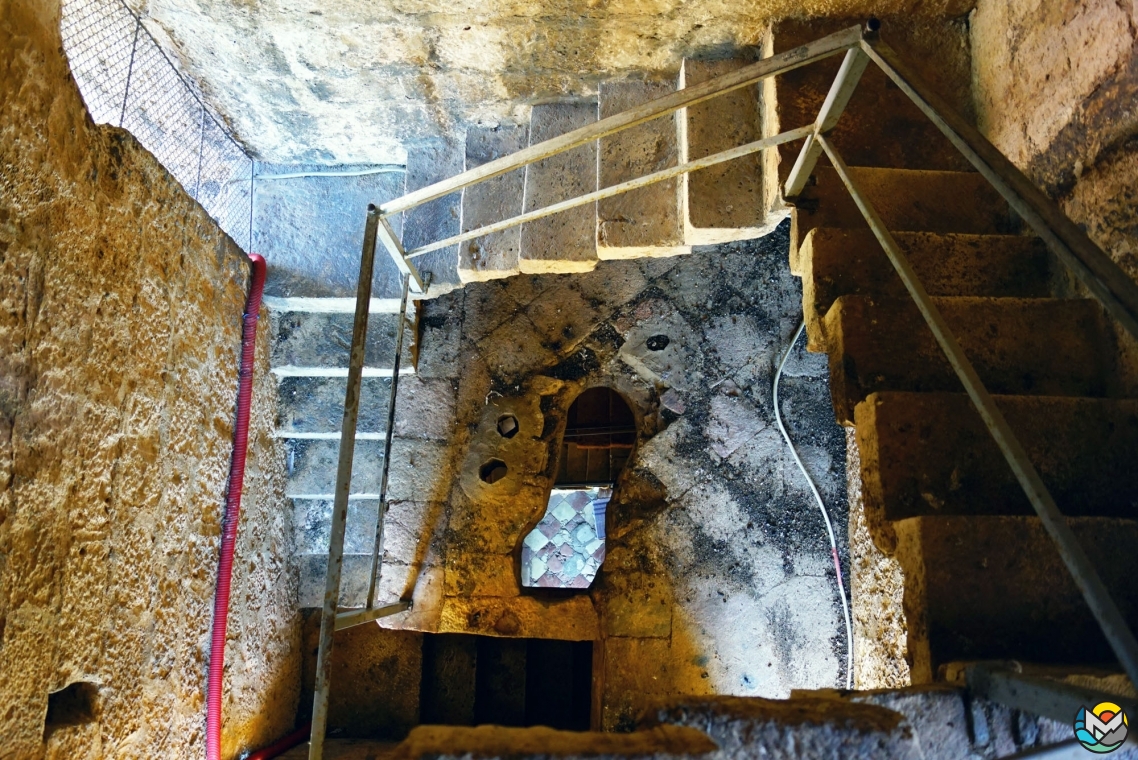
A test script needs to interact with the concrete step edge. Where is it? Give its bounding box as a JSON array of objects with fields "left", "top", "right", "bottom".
[
  {"left": 271, "top": 366, "right": 413, "bottom": 378},
  {"left": 263, "top": 296, "right": 404, "bottom": 314}
]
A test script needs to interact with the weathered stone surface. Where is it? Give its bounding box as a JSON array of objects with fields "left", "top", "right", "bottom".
[
  {"left": 298, "top": 611, "right": 423, "bottom": 739},
  {"left": 856, "top": 392, "right": 1138, "bottom": 524},
  {"left": 252, "top": 163, "right": 408, "bottom": 300},
  {"left": 285, "top": 438, "right": 385, "bottom": 494},
  {"left": 271, "top": 311, "right": 405, "bottom": 369},
  {"left": 680, "top": 57, "right": 769, "bottom": 243},
  {"left": 643, "top": 695, "right": 918, "bottom": 759},
  {"left": 403, "top": 138, "right": 463, "bottom": 294},
  {"left": 823, "top": 296, "right": 1127, "bottom": 424},
  {"left": 845, "top": 429, "right": 911, "bottom": 690},
  {"left": 799, "top": 229, "right": 1052, "bottom": 351},
  {"left": 520, "top": 102, "right": 599, "bottom": 274},
  {"left": 892, "top": 515, "right": 1138, "bottom": 681},
  {"left": 277, "top": 376, "right": 392, "bottom": 434},
  {"left": 597, "top": 80, "right": 687, "bottom": 258},
  {"left": 789, "top": 167, "right": 1016, "bottom": 272},
  {"left": 1, "top": 2, "right": 298, "bottom": 756},
  {"left": 764, "top": 15, "right": 975, "bottom": 197},
  {"left": 460, "top": 126, "right": 527, "bottom": 283},
  {"left": 391, "top": 724, "right": 716, "bottom": 759},
  {"left": 438, "top": 596, "right": 600, "bottom": 640}
]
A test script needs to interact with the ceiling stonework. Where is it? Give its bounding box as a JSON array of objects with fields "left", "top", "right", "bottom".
[{"left": 128, "top": 0, "right": 973, "bottom": 164}]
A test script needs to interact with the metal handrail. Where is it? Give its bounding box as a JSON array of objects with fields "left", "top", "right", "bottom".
[
  {"left": 780, "top": 28, "right": 1138, "bottom": 686},
  {"left": 373, "top": 25, "right": 866, "bottom": 294}
]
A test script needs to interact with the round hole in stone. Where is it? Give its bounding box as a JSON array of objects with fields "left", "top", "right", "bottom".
[
  {"left": 480, "top": 459, "right": 508, "bottom": 484},
  {"left": 496, "top": 414, "right": 519, "bottom": 439},
  {"left": 646, "top": 334, "right": 670, "bottom": 351}
]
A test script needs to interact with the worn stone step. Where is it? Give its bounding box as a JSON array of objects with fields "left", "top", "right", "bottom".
[
  {"left": 823, "top": 296, "right": 1129, "bottom": 424},
  {"left": 790, "top": 167, "right": 1016, "bottom": 274},
  {"left": 597, "top": 80, "right": 688, "bottom": 259},
  {"left": 800, "top": 229, "right": 1052, "bottom": 351},
  {"left": 402, "top": 138, "right": 463, "bottom": 297},
  {"left": 891, "top": 515, "right": 1138, "bottom": 682},
  {"left": 276, "top": 376, "right": 393, "bottom": 435},
  {"left": 762, "top": 17, "right": 975, "bottom": 205},
  {"left": 254, "top": 164, "right": 409, "bottom": 301},
  {"left": 520, "top": 102, "right": 599, "bottom": 274},
  {"left": 459, "top": 125, "right": 528, "bottom": 283},
  {"left": 285, "top": 438, "right": 385, "bottom": 494},
  {"left": 855, "top": 392, "right": 1138, "bottom": 528},
  {"left": 679, "top": 56, "right": 771, "bottom": 245},
  {"left": 270, "top": 310, "right": 415, "bottom": 371}
]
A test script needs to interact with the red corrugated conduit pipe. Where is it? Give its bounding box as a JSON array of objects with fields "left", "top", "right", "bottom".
[{"left": 206, "top": 253, "right": 266, "bottom": 760}]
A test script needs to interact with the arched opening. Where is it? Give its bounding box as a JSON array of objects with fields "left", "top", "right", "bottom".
[{"left": 521, "top": 387, "right": 635, "bottom": 589}]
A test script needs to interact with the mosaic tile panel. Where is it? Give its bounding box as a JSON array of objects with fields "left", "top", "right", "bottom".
[{"left": 520, "top": 487, "right": 610, "bottom": 589}]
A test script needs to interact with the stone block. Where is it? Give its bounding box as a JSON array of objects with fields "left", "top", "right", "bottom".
[
  {"left": 416, "top": 295, "right": 464, "bottom": 379},
  {"left": 599, "top": 637, "right": 678, "bottom": 732},
  {"left": 299, "top": 611, "right": 422, "bottom": 738},
  {"left": 594, "top": 571, "right": 672, "bottom": 638},
  {"left": 393, "top": 375, "right": 458, "bottom": 441},
  {"left": 386, "top": 438, "right": 453, "bottom": 503},
  {"left": 790, "top": 167, "right": 1016, "bottom": 272},
  {"left": 382, "top": 500, "right": 448, "bottom": 567},
  {"left": 444, "top": 552, "right": 519, "bottom": 598},
  {"left": 642, "top": 695, "right": 921, "bottom": 759},
  {"left": 394, "top": 725, "right": 716, "bottom": 758},
  {"left": 460, "top": 125, "right": 527, "bottom": 282},
  {"left": 800, "top": 229, "right": 1052, "bottom": 352},
  {"left": 285, "top": 438, "right": 385, "bottom": 494},
  {"left": 377, "top": 564, "right": 446, "bottom": 632},
  {"left": 680, "top": 56, "right": 769, "bottom": 244},
  {"left": 438, "top": 595, "right": 599, "bottom": 640},
  {"left": 524, "top": 283, "right": 605, "bottom": 354},
  {"left": 892, "top": 515, "right": 1138, "bottom": 680},
  {"left": 403, "top": 138, "right": 463, "bottom": 292},
  {"left": 520, "top": 102, "right": 599, "bottom": 274},
  {"left": 823, "top": 296, "right": 1124, "bottom": 424},
  {"left": 597, "top": 80, "right": 687, "bottom": 258},
  {"left": 855, "top": 392, "right": 1138, "bottom": 525}
]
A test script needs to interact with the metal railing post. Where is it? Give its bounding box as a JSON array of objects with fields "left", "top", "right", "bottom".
[
  {"left": 815, "top": 133, "right": 1138, "bottom": 688},
  {"left": 308, "top": 205, "right": 382, "bottom": 760},
  {"left": 783, "top": 40, "right": 872, "bottom": 199},
  {"left": 365, "top": 273, "right": 411, "bottom": 609}
]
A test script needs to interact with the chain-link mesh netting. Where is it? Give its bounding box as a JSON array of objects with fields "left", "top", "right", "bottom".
[{"left": 60, "top": 0, "right": 253, "bottom": 251}]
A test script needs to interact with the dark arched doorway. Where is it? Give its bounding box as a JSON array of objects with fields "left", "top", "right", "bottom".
[{"left": 521, "top": 387, "right": 635, "bottom": 589}]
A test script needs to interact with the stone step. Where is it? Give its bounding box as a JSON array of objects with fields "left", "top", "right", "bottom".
[
  {"left": 276, "top": 376, "right": 393, "bottom": 435},
  {"left": 800, "top": 229, "right": 1052, "bottom": 351},
  {"left": 679, "top": 56, "right": 771, "bottom": 245},
  {"left": 269, "top": 310, "right": 416, "bottom": 372},
  {"left": 762, "top": 17, "right": 975, "bottom": 205},
  {"left": 891, "top": 515, "right": 1138, "bottom": 681},
  {"left": 285, "top": 438, "right": 386, "bottom": 494},
  {"left": 789, "top": 167, "right": 1016, "bottom": 274},
  {"left": 520, "top": 102, "right": 599, "bottom": 274},
  {"left": 254, "top": 163, "right": 409, "bottom": 301},
  {"left": 823, "top": 296, "right": 1129, "bottom": 424},
  {"left": 597, "top": 80, "right": 688, "bottom": 259},
  {"left": 459, "top": 125, "right": 528, "bottom": 283},
  {"left": 855, "top": 392, "right": 1138, "bottom": 526},
  {"left": 402, "top": 138, "right": 463, "bottom": 297}
]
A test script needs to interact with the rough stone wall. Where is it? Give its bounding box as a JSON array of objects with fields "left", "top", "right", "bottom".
[
  {"left": 0, "top": 1, "right": 298, "bottom": 757},
  {"left": 126, "top": 0, "right": 975, "bottom": 164},
  {"left": 341, "top": 223, "right": 851, "bottom": 731},
  {"left": 972, "top": 0, "right": 1138, "bottom": 283}
]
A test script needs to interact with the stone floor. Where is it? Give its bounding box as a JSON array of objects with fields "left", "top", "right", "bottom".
[{"left": 521, "top": 487, "right": 610, "bottom": 589}]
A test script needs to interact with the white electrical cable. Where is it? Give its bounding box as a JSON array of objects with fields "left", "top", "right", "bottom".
[{"left": 774, "top": 320, "right": 855, "bottom": 690}]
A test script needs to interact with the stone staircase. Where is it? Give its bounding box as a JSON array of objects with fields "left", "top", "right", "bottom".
[{"left": 772, "top": 19, "right": 1138, "bottom": 684}]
